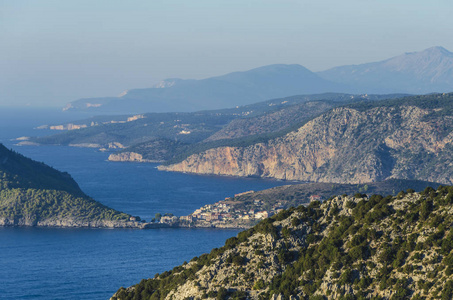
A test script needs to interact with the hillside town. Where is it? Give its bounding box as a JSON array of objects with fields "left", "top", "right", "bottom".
[{"left": 152, "top": 190, "right": 320, "bottom": 229}]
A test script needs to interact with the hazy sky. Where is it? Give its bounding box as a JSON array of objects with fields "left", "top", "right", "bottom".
[{"left": 1, "top": 0, "right": 453, "bottom": 107}]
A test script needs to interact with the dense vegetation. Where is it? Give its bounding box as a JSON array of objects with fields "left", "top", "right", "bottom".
[
  {"left": 224, "top": 179, "right": 438, "bottom": 213},
  {"left": 32, "top": 111, "right": 236, "bottom": 147},
  {"left": 348, "top": 92, "right": 453, "bottom": 116},
  {"left": 0, "top": 144, "right": 130, "bottom": 226},
  {"left": 112, "top": 184, "right": 453, "bottom": 299},
  {"left": 0, "top": 144, "right": 84, "bottom": 195},
  {"left": 0, "top": 188, "right": 130, "bottom": 224}
]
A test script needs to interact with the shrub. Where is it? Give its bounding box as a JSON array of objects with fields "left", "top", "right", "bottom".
[
  {"left": 216, "top": 287, "right": 228, "bottom": 300},
  {"left": 346, "top": 201, "right": 356, "bottom": 209},
  {"left": 232, "top": 254, "right": 245, "bottom": 266},
  {"left": 253, "top": 279, "right": 265, "bottom": 290},
  {"left": 338, "top": 269, "right": 354, "bottom": 285}
]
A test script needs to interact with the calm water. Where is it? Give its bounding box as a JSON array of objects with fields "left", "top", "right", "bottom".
[{"left": 0, "top": 107, "right": 290, "bottom": 300}]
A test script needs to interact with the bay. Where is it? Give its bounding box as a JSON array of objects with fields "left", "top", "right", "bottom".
[{"left": 0, "top": 107, "right": 291, "bottom": 300}]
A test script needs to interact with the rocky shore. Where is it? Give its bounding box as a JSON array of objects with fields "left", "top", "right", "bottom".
[
  {"left": 0, "top": 217, "right": 146, "bottom": 229},
  {"left": 108, "top": 152, "right": 156, "bottom": 163}
]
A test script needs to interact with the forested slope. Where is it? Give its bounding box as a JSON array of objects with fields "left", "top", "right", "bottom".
[{"left": 0, "top": 144, "right": 134, "bottom": 227}]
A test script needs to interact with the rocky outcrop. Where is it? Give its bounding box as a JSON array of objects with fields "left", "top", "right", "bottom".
[
  {"left": 160, "top": 104, "right": 453, "bottom": 184},
  {"left": 0, "top": 217, "right": 144, "bottom": 228},
  {"left": 108, "top": 152, "right": 152, "bottom": 162},
  {"left": 68, "top": 143, "right": 102, "bottom": 148}
]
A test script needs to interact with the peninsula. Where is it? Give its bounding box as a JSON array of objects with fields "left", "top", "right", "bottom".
[{"left": 0, "top": 144, "right": 142, "bottom": 228}]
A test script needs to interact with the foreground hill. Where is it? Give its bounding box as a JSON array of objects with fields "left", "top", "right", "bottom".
[
  {"left": 160, "top": 93, "right": 453, "bottom": 185},
  {"left": 0, "top": 144, "right": 137, "bottom": 228},
  {"left": 112, "top": 185, "right": 453, "bottom": 299},
  {"left": 175, "top": 179, "right": 438, "bottom": 229}
]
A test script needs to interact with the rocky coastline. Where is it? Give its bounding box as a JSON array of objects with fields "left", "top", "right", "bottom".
[
  {"left": 0, "top": 217, "right": 146, "bottom": 229},
  {"left": 108, "top": 152, "right": 157, "bottom": 163},
  {"left": 159, "top": 104, "right": 453, "bottom": 185}
]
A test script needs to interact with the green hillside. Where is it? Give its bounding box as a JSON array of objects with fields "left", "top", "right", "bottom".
[
  {"left": 0, "top": 144, "right": 84, "bottom": 195},
  {"left": 112, "top": 185, "right": 453, "bottom": 299},
  {"left": 0, "top": 144, "right": 132, "bottom": 227}
]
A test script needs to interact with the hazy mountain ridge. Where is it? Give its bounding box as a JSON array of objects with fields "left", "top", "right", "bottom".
[
  {"left": 65, "top": 47, "right": 453, "bottom": 114},
  {"left": 160, "top": 93, "right": 453, "bottom": 185},
  {"left": 66, "top": 64, "right": 346, "bottom": 114},
  {"left": 318, "top": 46, "right": 453, "bottom": 94},
  {"left": 112, "top": 185, "right": 453, "bottom": 299}
]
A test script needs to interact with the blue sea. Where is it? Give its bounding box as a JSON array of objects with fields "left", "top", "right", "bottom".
[{"left": 0, "top": 108, "right": 291, "bottom": 300}]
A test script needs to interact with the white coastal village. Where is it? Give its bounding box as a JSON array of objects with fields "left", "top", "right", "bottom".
[{"left": 141, "top": 190, "right": 321, "bottom": 228}]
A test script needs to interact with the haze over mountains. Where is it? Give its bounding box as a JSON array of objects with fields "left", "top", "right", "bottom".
[
  {"left": 65, "top": 64, "right": 347, "bottom": 113},
  {"left": 318, "top": 46, "right": 453, "bottom": 94},
  {"left": 65, "top": 47, "right": 453, "bottom": 114}
]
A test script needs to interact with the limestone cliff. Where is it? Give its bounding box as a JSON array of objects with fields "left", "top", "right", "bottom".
[
  {"left": 108, "top": 152, "right": 152, "bottom": 163},
  {"left": 160, "top": 95, "right": 453, "bottom": 184}
]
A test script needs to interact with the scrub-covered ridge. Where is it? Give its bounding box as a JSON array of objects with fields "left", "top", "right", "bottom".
[{"left": 112, "top": 185, "right": 453, "bottom": 299}]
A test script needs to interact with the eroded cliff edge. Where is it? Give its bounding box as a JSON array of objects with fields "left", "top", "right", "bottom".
[{"left": 160, "top": 101, "right": 453, "bottom": 184}]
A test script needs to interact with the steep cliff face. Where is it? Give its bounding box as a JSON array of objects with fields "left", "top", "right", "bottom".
[
  {"left": 160, "top": 104, "right": 453, "bottom": 184},
  {"left": 108, "top": 152, "right": 151, "bottom": 162}
]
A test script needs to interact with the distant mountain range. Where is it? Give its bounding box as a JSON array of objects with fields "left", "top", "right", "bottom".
[
  {"left": 65, "top": 64, "right": 347, "bottom": 113},
  {"left": 65, "top": 47, "right": 453, "bottom": 114},
  {"left": 318, "top": 46, "right": 453, "bottom": 94}
]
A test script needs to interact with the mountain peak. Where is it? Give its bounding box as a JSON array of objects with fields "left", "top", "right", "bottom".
[
  {"left": 402, "top": 46, "right": 453, "bottom": 59},
  {"left": 420, "top": 46, "right": 452, "bottom": 56},
  {"left": 152, "top": 78, "right": 184, "bottom": 89},
  {"left": 319, "top": 46, "right": 453, "bottom": 94}
]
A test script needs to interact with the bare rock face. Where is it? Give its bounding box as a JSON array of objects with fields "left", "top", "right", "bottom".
[
  {"left": 160, "top": 105, "right": 453, "bottom": 184},
  {"left": 108, "top": 152, "right": 150, "bottom": 162}
]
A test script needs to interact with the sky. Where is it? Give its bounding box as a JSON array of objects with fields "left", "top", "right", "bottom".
[{"left": 1, "top": 0, "right": 453, "bottom": 107}]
